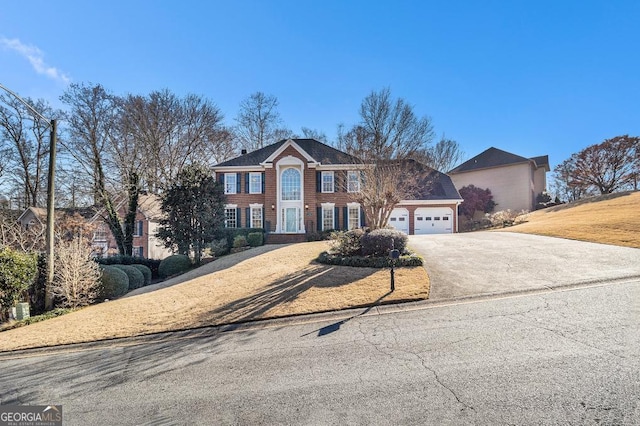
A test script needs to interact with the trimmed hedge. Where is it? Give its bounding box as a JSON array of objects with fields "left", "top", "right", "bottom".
[
  {"left": 216, "top": 228, "right": 265, "bottom": 249},
  {"left": 112, "top": 265, "right": 145, "bottom": 290},
  {"left": 233, "top": 235, "right": 248, "bottom": 248},
  {"left": 316, "top": 251, "right": 423, "bottom": 268},
  {"left": 158, "top": 254, "right": 192, "bottom": 279},
  {"left": 247, "top": 232, "right": 263, "bottom": 247},
  {"left": 96, "top": 255, "right": 162, "bottom": 279},
  {"left": 361, "top": 228, "right": 408, "bottom": 257},
  {"left": 130, "top": 264, "right": 152, "bottom": 286},
  {"left": 99, "top": 266, "right": 129, "bottom": 299}
]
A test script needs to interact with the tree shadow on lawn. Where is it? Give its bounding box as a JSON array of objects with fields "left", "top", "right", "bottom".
[{"left": 197, "top": 262, "right": 380, "bottom": 325}]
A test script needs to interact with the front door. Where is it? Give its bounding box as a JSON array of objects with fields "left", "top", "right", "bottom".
[{"left": 284, "top": 207, "right": 299, "bottom": 233}]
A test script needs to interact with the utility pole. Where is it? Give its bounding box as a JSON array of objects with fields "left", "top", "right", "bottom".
[{"left": 0, "top": 83, "right": 57, "bottom": 310}]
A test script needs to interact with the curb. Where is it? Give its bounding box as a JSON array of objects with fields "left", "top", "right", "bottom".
[{"left": 1, "top": 275, "right": 638, "bottom": 359}]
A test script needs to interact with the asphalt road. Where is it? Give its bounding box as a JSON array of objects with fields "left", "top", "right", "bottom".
[
  {"left": 1, "top": 279, "right": 638, "bottom": 425},
  {"left": 409, "top": 232, "right": 640, "bottom": 300}
]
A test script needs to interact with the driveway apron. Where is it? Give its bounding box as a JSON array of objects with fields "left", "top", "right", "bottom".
[{"left": 409, "top": 232, "right": 640, "bottom": 300}]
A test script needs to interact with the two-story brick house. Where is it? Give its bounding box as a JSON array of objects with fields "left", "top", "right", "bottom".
[{"left": 212, "top": 139, "right": 463, "bottom": 242}]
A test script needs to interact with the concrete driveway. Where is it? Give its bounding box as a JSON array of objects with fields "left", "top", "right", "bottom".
[{"left": 409, "top": 232, "right": 640, "bottom": 300}]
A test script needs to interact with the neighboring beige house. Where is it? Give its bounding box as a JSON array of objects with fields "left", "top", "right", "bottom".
[{"left": 448, "top": 147, "right": 550, "bottom": 212}]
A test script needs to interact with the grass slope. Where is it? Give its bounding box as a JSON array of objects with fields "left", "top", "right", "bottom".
[
  {"left": 508, "top": 191, "right": 640, "bottom": 248},
  {"left": 0, "top": 242, "right": 429, "bottom": 352}
]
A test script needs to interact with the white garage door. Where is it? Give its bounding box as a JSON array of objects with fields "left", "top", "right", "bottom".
[
  {"left": 388, "top": 208, "right": 409, "bottom": 234},
  {"left": 414, "top": 207, "right": 454, "bottom": 234}
]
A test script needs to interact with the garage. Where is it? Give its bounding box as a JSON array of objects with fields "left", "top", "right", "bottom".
[
  {"left": 414, "top": 207, "right": 454, "bottom": 234},
  {"left": 388, "top": 208, "right": 410, "bottom": 234}
]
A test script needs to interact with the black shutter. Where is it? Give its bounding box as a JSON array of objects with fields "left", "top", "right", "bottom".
[
  {"left": 236, "top": 207, "right": 241, "bottom": 228},
  {"left": 316, "top": 207, "right": 322, "bottom": 231},
  {"left": 245, "top": 208, "right": 250, "bottom": 228},
  {"left": 261, "top": 172, "right": 265, "bottom": 193},
  {"left": 360, "top": 208, "right": 365, "bottom": 227},
  {"left": 245, "top": 173, "right": 250, "bottom": 194},
  {"left": 219, "top": 173, "right": 225, "bottom": 187},
  {"left": 343, "top": 206, "right": 348, "bottom": 229},
  {"left": 236, "top": 173, "right": 241, "bottom": 193},
  {"left": 334, "top": 207, "right": 340, "bottom": 230},
  {"left": 316, "top": 171, "right": 321, "bottom": 192},
  {"left": 261, "top": 207, "right": 265, "bottom": 228}
]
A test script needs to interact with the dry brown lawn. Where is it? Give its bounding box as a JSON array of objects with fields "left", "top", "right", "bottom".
[
  {"left": 507, "top": 191, "right": 640, "bottom": 248},
  {"left": 0, "top": 241, "right": 429, "bottom": 352}
]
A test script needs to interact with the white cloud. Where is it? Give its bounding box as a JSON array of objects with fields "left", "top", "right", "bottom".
[{"left": 0, "top": 37, "right": 70, "bottom": 84}]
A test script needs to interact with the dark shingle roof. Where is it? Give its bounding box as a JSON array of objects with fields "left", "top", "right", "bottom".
[
  {"left": 449, "top": 147, "right": 547, "bottom": 174},
  {"left": 214, "top": 139, "right": 360, "bottom": 167},
  {"left": 402, "top": 159, "right": 463, "bottom": 201}
]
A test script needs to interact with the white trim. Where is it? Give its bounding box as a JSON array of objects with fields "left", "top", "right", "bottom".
[
  {"left": 249, "top": 203, "right": 263, "bottom": 209},
  {"left": 397, "top": 199, "right": 462, "bottom": 205},
  {"left": 261, "top": 139, "right": 319, "bottom": 167},
  {"left": 321, "top": 202, "right": 335, "bottom": 209},
  {"left": 249, "top": 204, "right": 264, "bottom": 229},
  {"left": 347, "top": 170, "right": 360, "bottom": 193},
  {"left": 315, "top": 164, "right": 368, "bottom": 171},
  {"left": 321, "top": 203, "right": 335, "bottom": 231},
  {"left": 275, "top": 156, "right": 305, "bottom": 233},
  {"left": 224, "top": 204, "right": 237, "bottom": 209}
]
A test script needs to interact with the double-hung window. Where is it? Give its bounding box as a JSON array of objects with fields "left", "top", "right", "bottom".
[
  {"left": 348, "top": 204, "right": 360, "bottom": 230},
  {"left": 322, "top": 204, "right": 334, "bottom": 230},
  {"left": 134, "top": 220, "right": 143, "bottom": 237},
  {"left": 347, "top": 171, "right": 360, "bottom": 193},
  {"left": 224, "top": 173, "right": 237, "bottom": 194},
  {"left": 250, "top": 205, "right": 263, "bottom": 228},
  {"left": 249, "top": 173, "right": 262, "bottom": 194},
  {"left": 321, "top": 171, "right": 334, "bottom": 193}
]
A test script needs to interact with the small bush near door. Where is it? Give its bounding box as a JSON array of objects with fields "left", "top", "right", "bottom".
[{"left": 247, "top": 232, "right": 264, "bottom": 247}]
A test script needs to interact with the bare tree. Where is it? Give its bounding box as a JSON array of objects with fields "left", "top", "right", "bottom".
[
  {"left": 234, "top": 92, "right": 292, "bottom": 151},
  {"left": 349, "top": 160, "right": 431, "bottom": 229},
  {"left": 120, "top": 89, "right": 231, "bottom": 192},
  {"left": 52, "top": 236, "right": 101, "bottom": 308},
  {"left": 0, "top": 93, "right": 59, "bottom": 208},
  {"left": 300, "top": 127, "right": 328, "bottom": 143},
  {"left": 416, "top": 136, "right": 465, "bottom": 172},
  {"left": 338, "top": 88, "right": 435, "bottom": 161},
  {"left": 337, "top": 88, "right": 436, "bottom": 229}
]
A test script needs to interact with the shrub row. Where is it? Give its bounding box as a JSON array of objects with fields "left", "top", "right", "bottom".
[
  {"left": 216, "top": 228, "right": 265, "bottom": 250},
  {"left": 96, "top": 255, "right": 162, "bottom": 279},
  {"left": 158, "top": 254, "right": 191, "bottom": 279},
  {"left": 316, "top": 251, "right": 423, "bottom": 268}
]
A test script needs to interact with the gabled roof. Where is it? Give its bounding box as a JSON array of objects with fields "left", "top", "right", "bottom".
[
  {"left": 17, "top": 206, "right": 96, "bottom": 224},
  {"left": 449, "top": 147, "right": 548, "bottom": 174},
  {"left": 214, "top": 139, "right": 360, "bottom": 168}
]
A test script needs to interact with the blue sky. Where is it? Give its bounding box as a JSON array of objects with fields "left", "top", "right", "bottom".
[{"left": 1, "top": 0, "right": 639, "bottom": 173}]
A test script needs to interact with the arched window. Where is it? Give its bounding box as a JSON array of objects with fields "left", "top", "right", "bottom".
[{"left": 281, "top": 168, "right": 301, "bottom": 201}]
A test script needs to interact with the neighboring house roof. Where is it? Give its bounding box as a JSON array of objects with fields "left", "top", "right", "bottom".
[
  {"left": 90, "top": 193, "right": 164, "bottom": 223},
  {"left": 214, "top": 139, "right": 361, "bottom": 167},
  {"left": 449, "top": 147, "right": 549, "bottom": 174},
  {"left": 16, "top": 206, "right": 96, "bottom": 225}
]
